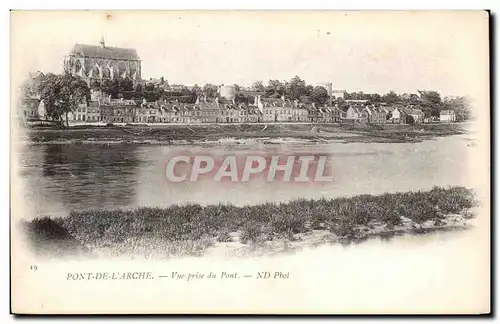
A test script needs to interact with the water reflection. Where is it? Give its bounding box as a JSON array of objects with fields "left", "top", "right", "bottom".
[
  {"left": 20, "top": 144, "right": 141, "bottom": 217},
  {"left": 16, "top": 134, "right": 475, "bottom": 219}
]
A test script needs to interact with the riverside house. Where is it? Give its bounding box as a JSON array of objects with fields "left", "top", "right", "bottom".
[
  {"left": 219, "top": 98, "right": 244, "bottom": 123},
  {"left": 364, "top": 105, "right": 387, "bottom": 124},
  {"left": 100, "top": 98, "right": 137, "bottom": 123},
  {"left": 260, "top": 96, "right": 309, "bottom": 122},
  {"left": 314, "top": 104, "right": 343, "bottom": 123},
  {"left": 345, "top": 105, "right": 369, "bottom": 122},
  {"left": 136, "top": 101, "right": 161, "bottom": 123},
  {"left": 243, "top": 105, "right": 263, "bottom": 123},
  {"left": 384, "top": 105, "right": 425, "bottom": 124},
  {"left": 84, "top": 100, "right": 101, "bottom": 122},
  {"left": 385, "top": 105, "right": 406, "bottom": 124},
  {"left": 402, "top": 106, "right": 425, "bottom": 124},
  {"left": 196, "top": 96, "right": 221, "bottom": 123},
  {"left": 440, "top": 110, "right": 456, "bottom": 122},
  {"left": 67, "top": 100, "right": 90, "bottom": 122}
]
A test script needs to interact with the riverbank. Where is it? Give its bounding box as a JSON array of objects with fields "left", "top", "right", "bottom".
[
  {"left": 21, "top": 122, "right": 467, "bottom": 145},
  {"left": 21, "top": 186, "right": 477, "bottom": 259}
]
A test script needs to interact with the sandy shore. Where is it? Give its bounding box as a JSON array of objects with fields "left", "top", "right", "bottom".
[
  {"left": 19, "top": 122, "right": 467, "bottom": 145},
  {"left": 204, "top": 213, "right": 472, "bottom": 259}
]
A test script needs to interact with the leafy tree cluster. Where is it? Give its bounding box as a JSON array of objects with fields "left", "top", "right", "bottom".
[
  {"left": 344, "top": 89, "right": 471, "bottom": 120},
  {"left": 21, "top": 72, "right": 90, "bottom": 126},
  {"left": 260, "top": 76, "right": 329, "bottom": 105}
]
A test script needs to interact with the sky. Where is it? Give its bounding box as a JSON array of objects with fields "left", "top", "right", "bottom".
[{"left": 11, "top": 11, "right": 489, "bottom": 98}]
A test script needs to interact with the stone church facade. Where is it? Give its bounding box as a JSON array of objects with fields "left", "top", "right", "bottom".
[{"left": 63, "top": 38, "right": 142, "bottom": 87}]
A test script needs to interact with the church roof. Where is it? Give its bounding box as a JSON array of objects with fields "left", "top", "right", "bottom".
[{"left": 69, "top": 44, "right": 140, "bottom": 61}]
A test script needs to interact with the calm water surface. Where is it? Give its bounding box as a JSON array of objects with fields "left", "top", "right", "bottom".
[{"left": 17, "top": 133, "right": 477, "bottom": 219}]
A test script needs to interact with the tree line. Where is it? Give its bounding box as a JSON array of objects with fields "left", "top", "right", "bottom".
[{"left": 20, "top": 72, "right": 473, "bottom": 126}]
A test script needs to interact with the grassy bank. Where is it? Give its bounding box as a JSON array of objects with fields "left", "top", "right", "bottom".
[
  {"left": 22, "top": 122, "right": 467, "bottom": 144},
  {"left": 22, "top": 186, "right": 477, "bottom": 258}
]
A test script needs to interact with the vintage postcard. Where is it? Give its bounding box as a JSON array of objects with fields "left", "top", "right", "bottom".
[{"left": 10, "top": 10, "right": 490, "bottom": 314}]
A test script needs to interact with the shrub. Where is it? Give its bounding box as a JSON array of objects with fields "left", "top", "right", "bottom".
[
  {"left": 24, "top": 217, "right": 70, "bottom": 240},
  {"left": 240, "top": 223, "right": 263, "bottom": 244},
  {"left": 216, "top": 230, "right": 232, "bottom": 243},
  {"left": 24, "top": 187, "right": 476, "bottom": 255}
]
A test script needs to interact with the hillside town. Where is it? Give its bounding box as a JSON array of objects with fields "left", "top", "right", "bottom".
[{"left": 19, "top": 39, "right": 465, "bottom": 127}]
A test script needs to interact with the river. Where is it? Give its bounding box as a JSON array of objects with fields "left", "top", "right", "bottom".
[{"left": 16, "top": 133, "right": 479, "bottom": 219}]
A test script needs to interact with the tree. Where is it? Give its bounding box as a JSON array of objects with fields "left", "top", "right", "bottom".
[
  {"left": 235, "top": 93, "right": 250, "bottom": 104},
  {"left": 37, "top": 73, "right": 90, "bottom": 126},
  {"left": 311, "top": 86, "right": 329, "bottom": 105},
  {"left": 382, "top": 90, "right": 400, "bottom": 105},
  {"left": 20, "top": 72, "right": 44, "bottom": 104},
  {"left": 203, "top": 83, "right": 219, "bottom": 98},
  {"left": 252, "top": 81, "right": 265, "bottom": 92},
  {"left": 265, "top": 79, "right": 286, "bottom": 97},
  {"left": 134, "top": 83, "right": 144, "bottom": 99},
  {"left": 19, "top": 72, "right": 45, "bottom": 120},
  {"left": 407, "top": 93, "right": 420, "bottom": 105},
  {"left": 286, "top": 75, "right": 308, "bottom": 100},
  {"left": 305, "top": 85, "right": 314, "bottom": 96},
  {"left": 144, "top": 82, "right": 156, "bottom": 92},
  {"left": 444, "top": 96, "right": 472, "bottom": 121},
  {"left": 191, "top": 84, "right": 202, "bottom": 95},
  {"left": 418, "top": 90, "right": 443, "bottom": 117},
  {"left": 370, "top": 93, "right": 382, "bottom": 103},
  {"left": 336, "top": 98, "right": 350, "bottom": 111},
  {"left": 118, "top": 77, "right": 134, "bottom": 92},
  {"left": 101, "top": 79, "right": 120, "bottom": 99}
]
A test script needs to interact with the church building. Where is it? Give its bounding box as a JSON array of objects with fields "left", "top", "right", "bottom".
[{"left": 63, "top": 37, "right": 142, "bottom": 87}]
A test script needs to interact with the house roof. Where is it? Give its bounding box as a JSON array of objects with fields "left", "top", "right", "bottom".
[
  {"left": 70, "top": 44, "right": 140, "bottom": 61},
  {"left": 440, "top": 110, "right": 455, "bottom": 115},
  {"left": 199, "top": 102, "right": 219, "bottom": 110},
  {"left": 369, "top": 106, "right": 386, "bottom": 114},
  {"left": 348, "top": 106, "right": 365, "bottom": 114},
  {"left": 384, "top": 104, "right": 406, "bottom": 112},
  {"left": 400, "top": 106, "right": 424, "bottom": 115}
]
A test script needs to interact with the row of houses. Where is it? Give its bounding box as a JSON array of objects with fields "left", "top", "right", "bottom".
[
  {"left": 345, "top": 104, "right": 428, "bottom": 124},
  {"left": 23, "top": 93, "right": 458, "bottom": 125},
  {"left": 67, "top": 95, "right": 343, "bottom": 124}
]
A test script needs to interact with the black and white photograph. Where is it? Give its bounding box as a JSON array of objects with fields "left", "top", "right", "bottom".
[{"left": 9, "top": 10, "right": 490, "bottom": 314}]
